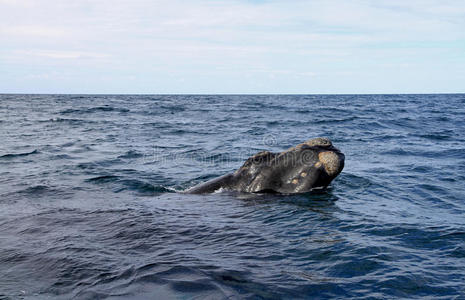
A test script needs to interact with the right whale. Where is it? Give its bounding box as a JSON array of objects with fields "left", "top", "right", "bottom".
[{"left": 186, "top": 137, "right": 345, "bottom": 194}]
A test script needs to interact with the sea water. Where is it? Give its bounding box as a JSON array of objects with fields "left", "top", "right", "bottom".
[{"left": 1, "top": 94, "right": 464, "bottom": 298}]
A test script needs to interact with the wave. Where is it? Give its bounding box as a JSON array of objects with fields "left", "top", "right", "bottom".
[
  {"left": 18, "top": 185, "right": 50, "bottom": 194},
  {"left": 85, "top": 175, "right": 173, "bottom": 195},
  {"left": 85, "top": 175, "right": 120, "bottom": 183},
  {"left": 44, "top": 117, "right": 92, "bottom": 125},
  {"left": 7, "top": 184, "right": 74, "bottom": 200},
  {"left": 382, "top": 147, "right": 465, "bottom": 158},
  {"left": 0, "top": 149, "right": 38, "bottom": 159},
  {"left": 313, "top": 116, "right": 359, "bottom": 124},
  {"left": 117, "top": 150, "right": 144, "bottom": 159},
  {"left": 60, "top": 106, "right": 130, "bottom": 115}
]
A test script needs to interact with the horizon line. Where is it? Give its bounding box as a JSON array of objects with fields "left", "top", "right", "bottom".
[{"left": 1, "top": 92, "right": 464, "bottom": 96}]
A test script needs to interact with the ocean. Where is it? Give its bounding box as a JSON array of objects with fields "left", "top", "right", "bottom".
[{"left": 1, "top": 94, "right": 464, "bottom": 299}]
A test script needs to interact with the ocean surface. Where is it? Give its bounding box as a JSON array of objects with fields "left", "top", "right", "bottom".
[{"left": 1, "top": 94, "right": 464, "bottom": 299}]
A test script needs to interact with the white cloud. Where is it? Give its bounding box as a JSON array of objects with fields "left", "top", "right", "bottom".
[
  {"left": 14, "top": 50, "right": 109, "bottom": 59},
  {"left": 0, "top": 0, "right": 464, "bottom": 93},
  {"left": 0, "top": 25, "right": 65, "bottom": 37}
]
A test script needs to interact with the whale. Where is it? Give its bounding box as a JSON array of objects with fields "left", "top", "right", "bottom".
[{"left": 185, "top": 137, "right": 344, "bottom": 194}]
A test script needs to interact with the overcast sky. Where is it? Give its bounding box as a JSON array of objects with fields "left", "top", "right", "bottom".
[{"left": 1, "top": 0, "right": 464, "bottom": 94}]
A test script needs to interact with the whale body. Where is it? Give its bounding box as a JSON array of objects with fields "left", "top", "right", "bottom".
[{"left": 186, "top": 137, "right": 345, "bottom": 194}]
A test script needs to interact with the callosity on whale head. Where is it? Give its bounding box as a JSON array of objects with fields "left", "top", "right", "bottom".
[{"left": 185, "top": 137, "right": 345, "bottom": 194}]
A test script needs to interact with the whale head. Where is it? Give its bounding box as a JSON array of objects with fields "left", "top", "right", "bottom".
[{"left": 235, "top": 137, "right": 345, "bottom": 194}]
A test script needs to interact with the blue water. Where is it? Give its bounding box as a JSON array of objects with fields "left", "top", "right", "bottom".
[{"left": 1, "top": 94, "right": 465, "bottom": 299}]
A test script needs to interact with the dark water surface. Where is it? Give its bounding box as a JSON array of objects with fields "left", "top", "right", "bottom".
[{"left": 1, "top": 94, "right": 464, "bottom": 299}]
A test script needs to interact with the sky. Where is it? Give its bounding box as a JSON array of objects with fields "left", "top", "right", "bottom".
[{"left": 0, "top": 0, "right": 464, "bottom": 94}]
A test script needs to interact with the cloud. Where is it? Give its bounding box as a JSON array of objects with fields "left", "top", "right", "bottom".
[
  {"left": 13, "top": 50, "right": 109, "bottom": 60},
  {"left": 0, "top": 0, "right": 464, "bottom": 93},
  {"left": 0, "top": 25, "right": 65, "bottom": 37}
]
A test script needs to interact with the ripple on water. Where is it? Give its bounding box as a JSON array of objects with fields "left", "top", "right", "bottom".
[
  {"left": 1, "top": 94, "right": 465, "bottom": 299},
  {"left": 0, "top": 149, "right": 39, "bottom": 159}
]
